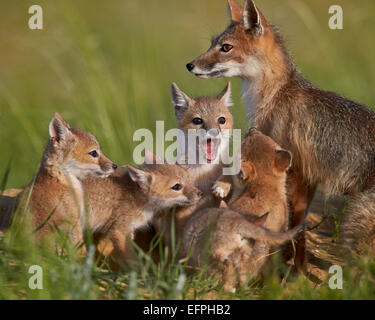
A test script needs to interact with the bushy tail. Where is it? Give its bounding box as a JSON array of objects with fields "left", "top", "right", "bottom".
[
  {"left": 238, "top": 221, "right": 303, "bottom": 245},
  {"left": 339, "top": 187, "right": 375, "bottom": 256}
]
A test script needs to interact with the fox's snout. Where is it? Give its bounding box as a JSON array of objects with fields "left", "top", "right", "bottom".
[
  {"left": 184, "top": 185, "right": 203, "bottom": 203},
  {"left": 99, "top": 155, "right": 118, "bottom": 173}
]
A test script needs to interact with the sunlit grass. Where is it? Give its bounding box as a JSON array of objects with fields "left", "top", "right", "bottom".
[{"left": 2, "top": 201, "right": 375, "bottom": 300}]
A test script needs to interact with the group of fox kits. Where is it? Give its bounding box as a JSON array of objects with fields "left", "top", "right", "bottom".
[
  {"left": 0, "top": 95, "right": 299, "bottom": 291},
  {"left": 1, "top": 0, "right": 375, "bottom": 292}
]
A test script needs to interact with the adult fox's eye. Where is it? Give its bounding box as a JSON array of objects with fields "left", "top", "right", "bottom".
[
  {"left": 192, "top": 117, "right": 203, "bottom": 125},
  {"left": 220, "top": 44, "right": 233, "bottom": 53},
  {"left": 89, "top": 150, "right": 99, "bottom": 158},
  {"left": 218, "top": 117, "right": 226, "bottom": 124},
  {"left": 172, "top": 183, "right": 182, "bottom": 191}
]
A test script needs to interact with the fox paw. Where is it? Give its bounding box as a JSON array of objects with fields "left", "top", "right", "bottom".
[
  {"left": 212, "top": 181, "right": 231, "bottom": 199},
  {"left": 223, "top": 284, "right": 236, "bottom": 293}
]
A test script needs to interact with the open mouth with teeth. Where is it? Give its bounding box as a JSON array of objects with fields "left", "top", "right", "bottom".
[{"left": 201, "top": 138, "right": 220, "bottom": 163}]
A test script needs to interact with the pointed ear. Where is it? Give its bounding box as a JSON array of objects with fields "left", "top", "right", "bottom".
[
  {"left": 227, "top": 0, "right": 243, "bottom": 23},
  {"left": 253, "top": 212, "right": 269, "bottom": 227},
  {"left": 127, "top": 166, "right": 153, "bottom": 193},
  {"left": 243, "top": 0, "right": 263, "bottom": 36},
  {"left": 53, "top": 112, "right": 70, "bottom": 128},
  {"left": 240, "top": 161, "right": 256, "bottom": 181},
  {"left": 171, "top": 83, "right": 191, "bottom": 118},
  {"left": 144, "top": 150, "right": 162, "bottom": 164},
  {"left": 48, "top": 113, "right": 71, "bottom": 143},
  {"left": 217, "top": 82, "right": 233, "bottom": 107},
  {"left": 274, "top": 149, "right": 292, "bottom": 173}
]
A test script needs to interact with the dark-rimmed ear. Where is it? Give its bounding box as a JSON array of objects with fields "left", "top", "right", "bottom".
[
  {"left": 253, "top": 212, "right": 269, "bottom": 227},
  {"left": 171, "top": 83, "right": 191, "bottom": 119},
  {"left": 243, "top": 0, "right": 263, "bottom": 36},
  {"left": 227, "top": 0, "right": 243, "bottom": 23},
  {"left": 127, "top": 165, "right": 153, "bottom": 193},
  {"left": 49, "top": 112, "right": 71, "bottom": 143},
  {"left": 217, "top": 82, "right": 233, "bottom": 107},
  {"left": 240, "top": 161, "right": 256, "bottom": 181},
  {"left": 274, "top": 149, "right": 292, "bottom": 173}
]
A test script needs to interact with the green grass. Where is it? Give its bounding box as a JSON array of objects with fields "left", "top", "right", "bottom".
[
  {"left": 1, "top": 0, "right": 375, "bottom": 299},
  {"left": 2, "top": 206, "right": 375, "bottom": 300}
]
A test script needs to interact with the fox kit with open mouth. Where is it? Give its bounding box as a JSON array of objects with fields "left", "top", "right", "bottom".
[
  {"left": 172, "top": 82, "right": 233, "bottom": 170},
  {"left": 187, "top": 0, "right": 375, "bottom": 264},
  {"left": 13, "top": 113, "right": 117, "bottom": 243},
  {"left": 150, "top": 83, "right": 233, "bottom": 252},
  {"left": 83, "top": 163, "right": 202, "bottom": 267}
]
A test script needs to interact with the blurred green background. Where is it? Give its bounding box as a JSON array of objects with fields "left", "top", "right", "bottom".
[{"left": 1, "top": 0, "right": 375, "bottom": 188}]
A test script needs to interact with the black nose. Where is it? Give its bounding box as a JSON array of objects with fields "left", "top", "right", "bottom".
[
  {"left": 197, "top": 191, "right": 203, "bottom": 197},
  {"left": 186, "top": 63, "right": 195, "bottom": 71},
  {"left": 112, "top": 163, "right": 118, "bottom": 170}
]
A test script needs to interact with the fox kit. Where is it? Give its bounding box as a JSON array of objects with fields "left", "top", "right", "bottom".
[
  {"left": 14, "top": 113, "right": 117, "bottom": 243},
  {"left": 187, "top": 0, "right": 375, "bottom": 262},
  {"left": 182, "top": 128, "right": 293, "bottom": 292},
  {"left": 151, "top": 83, "right": 233, "bottom": 251},
  {"left": 213, "top": 128, "right": 292, "bottom": 233},
  {"left": 82, "top": 163, "right": 202, "bottom": 267},
  {"left": 182, "top": 208, "right": 301, "bottom": 292}
]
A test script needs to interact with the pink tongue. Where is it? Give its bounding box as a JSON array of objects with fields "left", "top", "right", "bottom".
[{"left": 206, "top": 139, "right": 215, "bottom": 161}]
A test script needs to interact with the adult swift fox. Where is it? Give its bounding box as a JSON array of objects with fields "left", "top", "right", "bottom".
[
  {"left": 12, "top": 113, "right": 118, "bottom": 244},
  {"left": 187, "top": 0, "right": 375, "bottom": 262}
]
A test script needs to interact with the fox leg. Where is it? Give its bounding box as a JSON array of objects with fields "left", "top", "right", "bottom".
[
  {"left": 221, "top": 258, "right": 238, "bottom": 293},
  {"left": 109, "top": 230, "right": 137, "bottom": 270},
  {"left": 286, "top": 169, "right": 316, "bottom": 272}
]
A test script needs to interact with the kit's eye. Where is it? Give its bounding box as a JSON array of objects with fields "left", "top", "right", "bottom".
[
  {"left": 218, "top": 117, "right": 226, "bottom": 124},
  {"left": 88, "top": 150, "right": 99, "bottom": 158},
  {"left": 220, "top": 44, "right": 233, "bottom": 53},
  {"left": 192, "top": 117, "right": 203, "bottom": 125},
  {"left": 172, "top": 183, "right": 182, "bottom": 191}
]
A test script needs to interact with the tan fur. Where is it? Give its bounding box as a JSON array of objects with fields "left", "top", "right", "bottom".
[
  {"left": 187, "top": 0, "right": 375, "bottom": 266},
  {"left": 228, "top": 0, "right": 243, "bottom": 22},
  {"left": 137, "top": 84, "right": 234, "bottom": 254},
  {"left": 182, "top": 129, "right": 295, "bottom": 292},
  {"left": 182, "top": 209, "right": 301, "bottom": 292},
  {"left": 1, "top": 189, "right": 23, "bottom": 197},
  {"left": 11, "top": 113, "right": 117, "bottom": 245},
  {"left": 83, "top": 163, "right": 202, "bottom": 268},
  {"left": 213, "top": 128, "right": 291, "bottom": 232}
]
